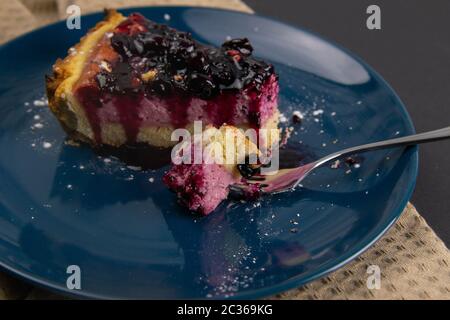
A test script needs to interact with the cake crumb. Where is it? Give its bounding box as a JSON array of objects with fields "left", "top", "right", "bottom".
[
  {"left": 330, "top": 159, "right": 340, "bottom": 169},
  {"left": 279, "top": 113, "right": 288, "bottom": 123},
  {"left": 280, "top": 127, "right": 292, "bottom": 146},
  {"left": 292, "top": 110, "right": 304, "bottom": 123},
  {"left": 99, "top": 60, "right": 112, "bottom": 72}
]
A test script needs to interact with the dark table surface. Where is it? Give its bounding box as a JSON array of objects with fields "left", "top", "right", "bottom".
[{"left": 244, "top": 0, "right": 450, "bottom": 246}]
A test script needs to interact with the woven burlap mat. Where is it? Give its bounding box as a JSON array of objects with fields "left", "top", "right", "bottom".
[{"left": 1, "top": 0, "right": 449, "bottom": 300}]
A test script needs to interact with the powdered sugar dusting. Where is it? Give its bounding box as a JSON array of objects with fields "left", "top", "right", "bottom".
[{"left": 42, "top": 141, "right": 52, "bottom": 149}]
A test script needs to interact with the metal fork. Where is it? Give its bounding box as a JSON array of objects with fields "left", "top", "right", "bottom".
[{"left": 230, "top": 126, "right": 450, "bottom": 197}]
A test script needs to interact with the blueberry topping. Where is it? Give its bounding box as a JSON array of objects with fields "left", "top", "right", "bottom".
[
  {"left": 237, "top": 164, "right": 255, "bottom": 179},
  {"left": 222, "top": 38, "right": 253, "bottom": 56},
  {"left": 344, "top": 156, "right": 364, "bottom": 167},
  {"left": 102, "top": 14, "right": 275, "bottom": 99},
  {"left": 237, "top": 155, "right": 263, "bottom": 179},
  {"left": 292, "top": 114, "right": 302, "bottom": 124},
  {"left": 151, "top": 78, "right": 173, "bottom": 96},
  {"left": 187, "top": 73, "right": 218, "bottom": 99},
  {"left": 110, "top": 34, "right": 133, "bottom": 57}
]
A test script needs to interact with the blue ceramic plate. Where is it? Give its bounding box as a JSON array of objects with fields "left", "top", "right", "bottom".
[{"left": 0, "top": 7, "right": 417, "bottom": 299}]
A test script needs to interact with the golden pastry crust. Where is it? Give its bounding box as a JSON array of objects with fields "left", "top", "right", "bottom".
[{"left": 45, "top": 9, "right": 125, "bottom": 143}]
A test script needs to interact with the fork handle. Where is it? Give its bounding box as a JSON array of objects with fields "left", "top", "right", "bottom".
[{"left": 315, "top": 126, "right": 450, "bottom": 167}]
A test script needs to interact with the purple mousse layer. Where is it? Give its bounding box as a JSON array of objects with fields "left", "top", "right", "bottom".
[
  {"left": 75, "top": 74, "right": 278, "bottom": 142},
  {"left": 163, "top": 163, "right": 235, "bottom": 215}
]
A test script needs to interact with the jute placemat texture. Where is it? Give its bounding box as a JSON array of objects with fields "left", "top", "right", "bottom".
[
  {"left": 0, "top": 0, "right": 449, "bottom": 300},
  {"left": 0, "top": 0, "right": 37, "bottom": 44}
]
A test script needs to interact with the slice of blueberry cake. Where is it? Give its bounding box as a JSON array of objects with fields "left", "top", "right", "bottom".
[{"left": 46, "top": 9, "right": 280, "bottom": 148}]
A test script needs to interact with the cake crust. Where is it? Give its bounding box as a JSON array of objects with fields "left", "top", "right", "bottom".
[{"left": 46, "top": 9, "right": 126, "bottom": 144}]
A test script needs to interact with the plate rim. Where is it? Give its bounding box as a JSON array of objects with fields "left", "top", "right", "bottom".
[{"left": 0, "top": 6, "right": 419, "bottom": 299}]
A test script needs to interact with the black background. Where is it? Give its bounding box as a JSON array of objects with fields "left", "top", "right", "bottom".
[{"left": 243, "top": 0, "right": 450, "bottom": 246}]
